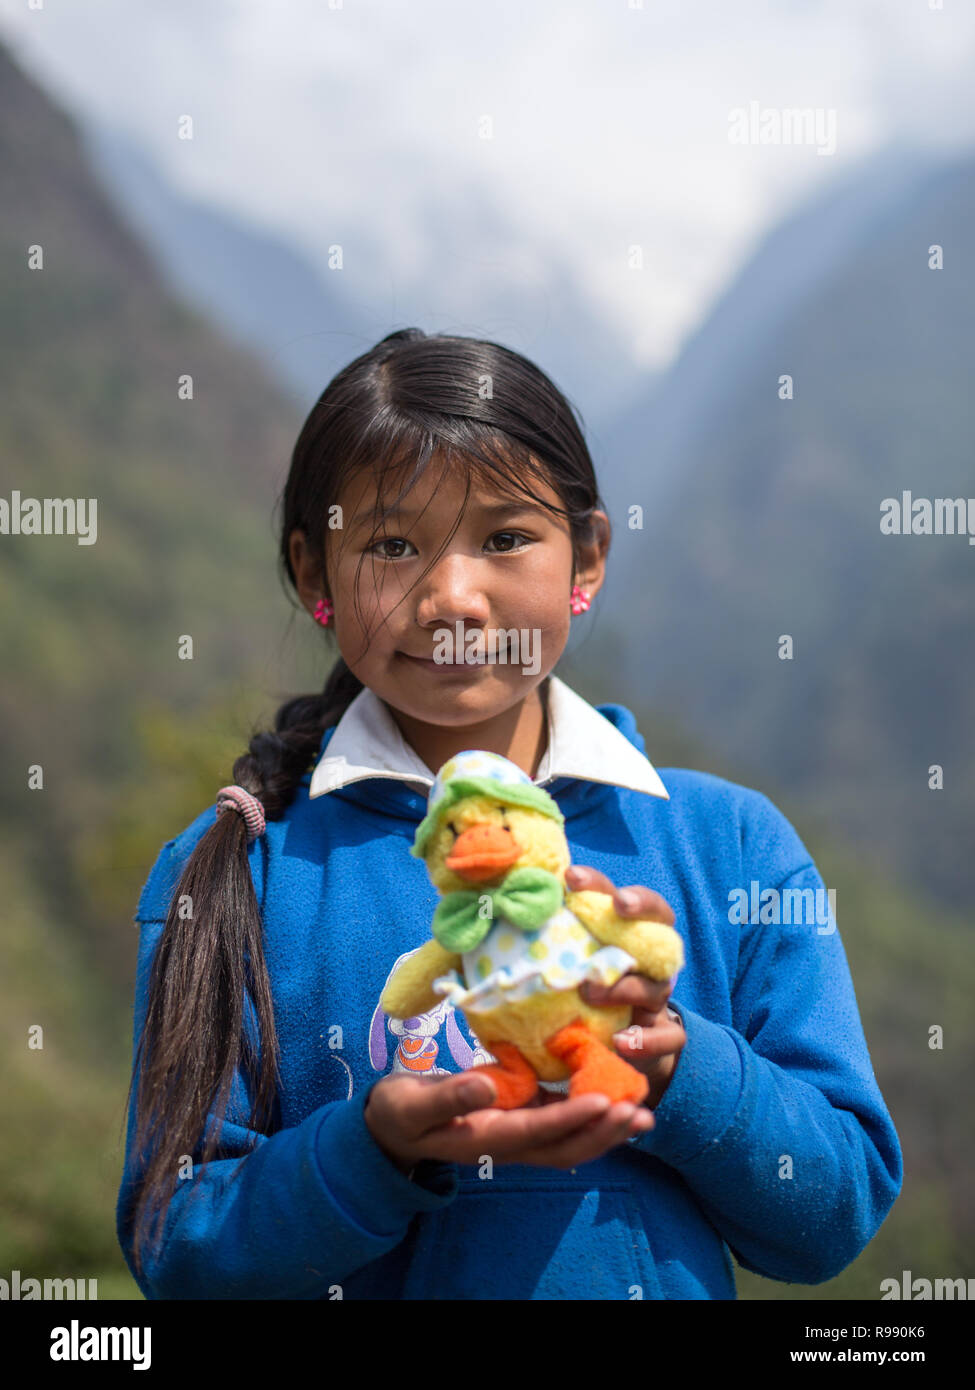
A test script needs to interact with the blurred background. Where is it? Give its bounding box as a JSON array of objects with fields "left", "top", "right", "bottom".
[{"left": 0, "top": 0, "right": 972, "bottom": 1300}]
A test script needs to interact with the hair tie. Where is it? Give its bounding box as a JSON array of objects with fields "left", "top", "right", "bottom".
[{"left": 215, "top": 785, "right": 266, "bottom": 842}]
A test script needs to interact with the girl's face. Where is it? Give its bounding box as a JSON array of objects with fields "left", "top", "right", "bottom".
[{"left": 318, "top": 454, "right": 605, "bottom": 730}]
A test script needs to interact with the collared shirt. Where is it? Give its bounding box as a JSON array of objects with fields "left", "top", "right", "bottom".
[{"left": 307, "top": 672, "right": 670, "bottom": 801}]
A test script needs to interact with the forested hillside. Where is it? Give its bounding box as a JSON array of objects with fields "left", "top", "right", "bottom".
[
  {"left": 606, "top": 154, "right": 975, "bottom": 916},
  {"left": 0, "top": 39, "right": 969, "bottom": 1298}
]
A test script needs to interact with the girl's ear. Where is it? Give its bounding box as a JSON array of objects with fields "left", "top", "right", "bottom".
[
  {"left": 288, "top": 528, "right": 326, "bottom": 611},
  {"left": 574, "top": 509, "right": 610, "bottom": 600}
]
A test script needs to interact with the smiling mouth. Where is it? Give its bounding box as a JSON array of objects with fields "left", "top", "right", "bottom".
[
  {"left": 399, "top": 651, "right": 485, "bottom": 667},
  {"left": 399, "top": 643, "right": 515, "bottom": 667}
]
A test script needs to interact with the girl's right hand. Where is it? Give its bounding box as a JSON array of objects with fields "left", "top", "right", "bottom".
[{"left": 363, "top": 1070, "right": 654, "bottom": 1173}]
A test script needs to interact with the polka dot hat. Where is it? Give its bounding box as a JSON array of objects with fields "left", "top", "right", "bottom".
[{"left": 411, "top": 749, "right": 565, "bottom": 860}]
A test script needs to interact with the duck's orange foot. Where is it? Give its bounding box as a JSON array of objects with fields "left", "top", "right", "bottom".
[
  {"left": 545, "top": 1020, "right": 650, "bottom": 1105},
  {"left": 471, "top": 1041, "right": 539, "bottom": 1109}
]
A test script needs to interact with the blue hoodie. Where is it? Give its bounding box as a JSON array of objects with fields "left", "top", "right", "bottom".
[{"left": 116, "top": 701, "right": 902, "bottom": 1300}]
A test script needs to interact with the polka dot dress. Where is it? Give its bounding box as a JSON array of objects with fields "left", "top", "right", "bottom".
[{"left": 432, "top": 904, "right": 636, "bottom": 1011}]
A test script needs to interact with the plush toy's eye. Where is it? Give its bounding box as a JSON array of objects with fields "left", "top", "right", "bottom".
[
  {"left": 500, "top": 810, "right": 512, "bottom": 833},
  {"left": 447, "top": 820, "right": 458, "bottom": 838}
]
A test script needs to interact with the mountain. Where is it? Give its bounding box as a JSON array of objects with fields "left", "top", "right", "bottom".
[
  {"left": 0, "top": 38, "right": 324, "bottom": 983},
  {"left": 595, "top": 147, "right": 936, "bottom": 521},
  {"left": 81, "top": 123, "right": 647, "bottom": 424},
  {"left": 606, "top": 149, "right": 975, "bottom": 913},
  {"left": 81, "top": 122, "right": 362, "bottom": 409},
  {"left": 0, "top": 38, "right": 970, "bottom": 1296}
]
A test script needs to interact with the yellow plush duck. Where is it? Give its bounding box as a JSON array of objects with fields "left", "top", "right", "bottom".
[{"left": 380, "top": 750, "right": 684, "bottom": 1108}]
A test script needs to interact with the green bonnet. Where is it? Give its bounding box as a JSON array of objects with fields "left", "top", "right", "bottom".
[{"left": 411, "top": 748, "right": 564, "bottom": 860}]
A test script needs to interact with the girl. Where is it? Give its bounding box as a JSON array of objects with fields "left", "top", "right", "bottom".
[{"left": 117, "top": 328, "right": 902, "bottom": 1300}]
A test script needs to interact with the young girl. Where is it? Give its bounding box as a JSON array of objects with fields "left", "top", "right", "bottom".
[{"left": 117, "top": 328, "right": 902, "bottom": 1300}]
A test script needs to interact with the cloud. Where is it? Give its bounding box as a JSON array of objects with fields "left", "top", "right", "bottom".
[{"left": 2, "top": 0, "right": 973, "bottom": 368}]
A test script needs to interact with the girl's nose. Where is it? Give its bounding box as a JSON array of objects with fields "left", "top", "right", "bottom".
[{"left": 413, "top": 554, "right": 491, "bottom": 627}]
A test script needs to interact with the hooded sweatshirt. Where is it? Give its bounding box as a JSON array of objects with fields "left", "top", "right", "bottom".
[{"left": 116, "top": 676, "right": 902, "bottom": 1300}]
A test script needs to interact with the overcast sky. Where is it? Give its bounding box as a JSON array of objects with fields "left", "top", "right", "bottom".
[{"left": 2, "top": 0, "right": 973, "bottom": 369}]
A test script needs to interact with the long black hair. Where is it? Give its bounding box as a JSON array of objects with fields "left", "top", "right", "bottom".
[{"left": 126, "top": 327, "right": 607, "bottom": 1278}]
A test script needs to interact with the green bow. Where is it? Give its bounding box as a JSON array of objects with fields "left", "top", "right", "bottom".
[{"left": 431, "top": 866, "right": 564, "bottom": 953}]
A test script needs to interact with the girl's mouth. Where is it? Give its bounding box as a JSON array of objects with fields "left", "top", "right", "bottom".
[{"left": 398, "top": 650, "right": 498, "bottom": 672}]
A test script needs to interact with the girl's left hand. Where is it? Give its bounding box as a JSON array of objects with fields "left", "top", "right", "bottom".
[{"left": 565, "top": 863, "right": 686, "bottom": 1110}]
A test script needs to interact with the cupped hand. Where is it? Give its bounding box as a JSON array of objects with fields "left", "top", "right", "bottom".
[
  {"left": 365, "top": 867, "right": 683, "bottom": 1173},
  {"left": 566, "top": 863, "right": 686, "bottom": 1109},
  {"left": 364, "top": 1068, "right": 654, "bottom": 1174}
]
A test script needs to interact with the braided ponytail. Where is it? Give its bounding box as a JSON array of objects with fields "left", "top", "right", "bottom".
[{"left": 127, "top": 659, "right": 362, "bottom": 1279}]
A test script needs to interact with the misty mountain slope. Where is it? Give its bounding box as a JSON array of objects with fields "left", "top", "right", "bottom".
[
  {"left": 596, "top": 147, "right": 935, "bottom": 521},
  {"left": 611, "top": 150, "right": 975, "bottom": 911},
  {"left": 82, "top": 122, "right": 645, "bottom": 425},
  {"left": 82, "top": 122, "right": 363, "bottom": 407},
  {"left": 0, "top": 40, "right": 319, "bottom": 928}
]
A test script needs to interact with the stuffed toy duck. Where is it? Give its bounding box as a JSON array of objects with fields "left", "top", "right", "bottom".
[{"left": 380, "top": 750, "right": 684, "bottom": 1108}]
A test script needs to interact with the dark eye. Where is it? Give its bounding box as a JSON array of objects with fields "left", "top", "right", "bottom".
[
  {"left": 447, "top": 821, "right": 458, "bottom": 838},
  {"left": 369, "top": 536, "right": 415, "bottom": 559},
  {"left": 487, "top": 530, "right": 529, "bottom": 553}
]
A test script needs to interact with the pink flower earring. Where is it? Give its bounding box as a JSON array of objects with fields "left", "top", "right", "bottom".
[
  {"left": 569, "top": 584, "right": 591, "bottom": 614},
  {"left": 313, "top": 597, "right": 334, "bottom": 627}
]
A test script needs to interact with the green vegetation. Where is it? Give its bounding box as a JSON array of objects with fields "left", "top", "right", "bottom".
[{"left": 1, "top": 38, "right": 968, "bottom": 1302}]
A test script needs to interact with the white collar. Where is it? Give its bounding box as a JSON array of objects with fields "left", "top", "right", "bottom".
[{"left": 308, "top": 673, "right": 669, "bottom": 801}]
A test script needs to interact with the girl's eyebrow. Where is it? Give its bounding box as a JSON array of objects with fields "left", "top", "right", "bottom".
[{"left": 348, "top": 500, "right": 545, "bottom": 528}]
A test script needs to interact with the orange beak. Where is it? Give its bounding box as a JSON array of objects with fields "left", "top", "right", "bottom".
[{"left": 445, "top": 823, "right": 522, "bottom": 882}]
